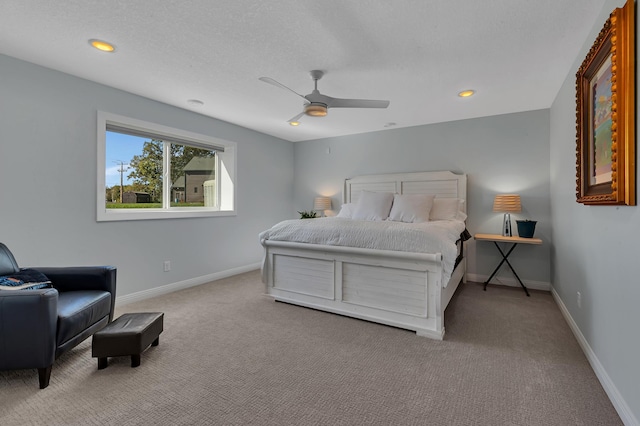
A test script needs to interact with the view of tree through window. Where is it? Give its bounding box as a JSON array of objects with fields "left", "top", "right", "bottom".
[{"left": 106, "top": 132, "right": 216, "bottom": 209}]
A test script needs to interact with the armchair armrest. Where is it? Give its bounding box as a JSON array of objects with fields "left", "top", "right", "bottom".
[
  {"left": 0, "top": 288, "right": 58, "bottom": 370},
  {"left": 33, "top": 266, "right": 117, "bottom": 322}
]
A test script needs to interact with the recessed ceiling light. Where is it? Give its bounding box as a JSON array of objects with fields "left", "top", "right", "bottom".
[
  {"left": 89, "top": 39, "right": 116, "bottom": 52},
  {"left": 187, "top": 99, "right": 204, "bottom": 107},
  {"left": 289, "top": 121, "right": 300, "bottom": 126},
  {"left": 458, "top": 90, "right": 475, "bottom": 98}
]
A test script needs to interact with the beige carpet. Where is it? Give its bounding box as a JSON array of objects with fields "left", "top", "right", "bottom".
[{"left": 0, "top": 271, "right": 621, "bottom": 425}]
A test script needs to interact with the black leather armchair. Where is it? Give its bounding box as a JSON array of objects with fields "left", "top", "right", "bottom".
[{"left": 0, "top": 243, "right": 116, "bottom": 388}]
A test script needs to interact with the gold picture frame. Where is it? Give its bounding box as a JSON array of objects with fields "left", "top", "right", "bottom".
[{"left": 576, "top": 0, "right": 635, "bottom": 205}]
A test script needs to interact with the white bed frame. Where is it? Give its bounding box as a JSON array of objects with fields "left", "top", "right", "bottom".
[{"left": 261, "top": 171, "right": 467, "bottom": 340}]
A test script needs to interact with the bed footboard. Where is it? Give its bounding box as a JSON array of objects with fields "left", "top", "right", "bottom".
[{"left": 261, "top": 240, "right": 464, "bottom": 340}]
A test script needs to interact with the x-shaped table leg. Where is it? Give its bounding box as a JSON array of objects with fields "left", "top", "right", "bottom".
[{"left": 483, "top": 242, "right": 530, "bottom": 296}]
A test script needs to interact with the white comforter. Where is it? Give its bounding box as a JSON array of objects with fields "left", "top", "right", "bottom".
[{"left": 259, "top": 217, "right": 465, "bottom": 285}]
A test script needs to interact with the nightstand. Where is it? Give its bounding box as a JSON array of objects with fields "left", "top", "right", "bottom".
[{"left": 474, "top": 233, "right": 542, "bottom": 297}]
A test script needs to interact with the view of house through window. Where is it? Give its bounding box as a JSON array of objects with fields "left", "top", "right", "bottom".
[
  {"left": 106, "top": 132, "right": 216, "bottom": 209},
  {"left": 98, "top": 111, "right": 236, "bottom": 221},
  {"left": 169, "top": 148, "right": 215, "bottom": 206}
]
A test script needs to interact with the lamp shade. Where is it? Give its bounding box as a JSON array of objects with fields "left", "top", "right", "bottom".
[
  {"left": 493, "top": 194, "right": 521, "bottom": 213},
  {"left": 313, "top": 197, "right": 332, "bottom": 211}
]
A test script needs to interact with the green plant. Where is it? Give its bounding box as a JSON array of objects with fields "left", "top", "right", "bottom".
[{"left": 298, "top": 210, "right": 317, "bottom": 219}]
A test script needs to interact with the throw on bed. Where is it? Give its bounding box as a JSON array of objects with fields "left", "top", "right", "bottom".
[{"left": 259, "top": 217, "right": 465, "bottom": 285}]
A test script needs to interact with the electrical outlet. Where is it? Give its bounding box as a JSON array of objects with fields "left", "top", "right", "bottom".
[
  {"left": 163, "top": 261, "right": 171, "bottom": 272},
  {"left": 577, "top": 291, "right": 582, "bottom": 308}
]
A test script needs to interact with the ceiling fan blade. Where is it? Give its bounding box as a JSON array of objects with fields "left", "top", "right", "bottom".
[
  {"left": 287, "top": 111, "right": 305, "bottom": 123},
  {"left": 328, "top": 98, "right": 390, "bottom": 109},
  {"left": 259, "top": 77, "right": 306, "bottom": 100}
]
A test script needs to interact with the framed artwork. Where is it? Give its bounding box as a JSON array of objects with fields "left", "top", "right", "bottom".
[{"left": 576, "top": 0, "right": 635, "bottom": 205}]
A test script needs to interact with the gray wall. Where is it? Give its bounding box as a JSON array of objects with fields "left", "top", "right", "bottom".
[
  {"left": 549, "top": 0, "right": 639, "bottom": 422},
  {"left": 0, "top": 54, "right": 294, "bottom": 297},
  {"left": 293, "top": 110, "right": 552, "bottom": 287}
]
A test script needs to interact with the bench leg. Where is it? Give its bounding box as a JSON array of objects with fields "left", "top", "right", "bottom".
[
  {"left": 152, "top": 337, "right": 159, "bottom": 347},
  {"left": 98, "top": 357, "right": 108, "bottom": 370},
  {"left": 131, "top": 354, "right": 141, "bottom": 368}
]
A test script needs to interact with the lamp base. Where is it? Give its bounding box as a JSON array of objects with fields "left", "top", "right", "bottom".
[{"left": 502, "top": 213, "right": 512, "bottom": 237}]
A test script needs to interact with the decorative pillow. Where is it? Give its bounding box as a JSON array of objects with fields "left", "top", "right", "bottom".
[
  {"left": 352, "top": 191, "right": 394, "bottom": 221},
  {"left": 336, "top": 203, "right": 356, "bottom": 219},
  {"left": 388, "top": 194, "right": 435, "bottom": 223},
  {"left": 430, "top": 198, "right": 465, "bottom": 221},
  {"left": 0, "top": 268, "right": 52, "bottom": 291}
]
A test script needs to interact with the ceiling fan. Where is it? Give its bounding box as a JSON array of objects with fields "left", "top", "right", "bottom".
[{"left": 259, "top": 70, "right": 390, "bottom": 124}]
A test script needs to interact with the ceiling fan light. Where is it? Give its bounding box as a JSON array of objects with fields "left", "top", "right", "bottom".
[{"left": 305, "top": 104, "right": 328, "bottom": 117}]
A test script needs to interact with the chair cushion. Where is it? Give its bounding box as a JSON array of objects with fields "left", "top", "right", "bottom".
[{"left": 56, "top": 290, "right": 111, "bottom": 346}]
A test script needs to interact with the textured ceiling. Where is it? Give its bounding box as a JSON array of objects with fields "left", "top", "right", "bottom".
[{"left": 0, "top": 0, "right": 606, "bottom": 142}]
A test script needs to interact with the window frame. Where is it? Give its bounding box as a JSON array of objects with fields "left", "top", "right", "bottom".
[{"left": 97, "top": 111, "right": 237, "bottom": 221}]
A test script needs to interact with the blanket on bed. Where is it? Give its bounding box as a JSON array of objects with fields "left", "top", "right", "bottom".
[{"left": 259, "top": 217, "right": 465, "bottom": 285}]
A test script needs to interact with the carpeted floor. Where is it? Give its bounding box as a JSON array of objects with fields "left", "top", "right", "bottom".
[{"left": 0, "top": 271, "right": 621, "bottom": 425}]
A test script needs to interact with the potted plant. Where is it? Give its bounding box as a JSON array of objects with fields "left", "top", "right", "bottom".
[
  {"left": 516, "top": 220, "right": 537, "bottom": 238},
  {"left": 298, "top": 210, "right": 317, "bottom": 219}
]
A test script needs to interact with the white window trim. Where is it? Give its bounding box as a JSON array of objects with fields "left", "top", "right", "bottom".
[{"left": 97, "top": 111, "right": 237, "bottom": 222}]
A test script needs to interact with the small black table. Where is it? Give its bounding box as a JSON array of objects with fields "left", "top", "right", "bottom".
[{"left": 474, "top": 233, "right": 542, "bottom": 297}]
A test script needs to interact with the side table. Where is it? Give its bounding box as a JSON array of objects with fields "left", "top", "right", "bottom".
[{"left": 474, "top": 233, "right": 542, "bottom": 297}]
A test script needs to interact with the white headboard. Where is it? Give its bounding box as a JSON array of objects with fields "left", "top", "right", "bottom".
[{"left": 344, "top": 171, "right": 467, "bottom": 214}]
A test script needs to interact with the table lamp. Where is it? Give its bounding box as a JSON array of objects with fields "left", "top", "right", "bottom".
[
  {"left": 493, "top": 194, "right": 521, "bottom": 236},
  {"left": 313, "top": 197, "right": 332, "bottom": 217}
]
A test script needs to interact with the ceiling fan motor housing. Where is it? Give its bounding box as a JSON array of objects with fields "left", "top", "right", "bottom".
[{"left": 304, "top": 102, "right": 328, "bottom": 117}]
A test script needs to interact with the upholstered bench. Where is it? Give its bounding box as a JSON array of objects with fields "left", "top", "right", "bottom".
[{"left": 92, "top": 312, "right": 163, "bottom": 369}]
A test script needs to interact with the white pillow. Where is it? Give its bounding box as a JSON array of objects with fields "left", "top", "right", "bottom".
[
  {"left": 352, "top": 191, "right": 394, "bottom": 221},
  {"left": 430, "top": 198, "right": 465, "bottom": 221},
  {"left": 388, "top": 194, "right": 435, "bottom": 223},
  {"left": 336, "top": 203, "right": 356, "bottom": 218}
]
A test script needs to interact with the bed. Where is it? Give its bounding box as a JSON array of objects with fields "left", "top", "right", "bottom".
[{"left": 260, "top": 171, "right": 467, "bottom": 340}]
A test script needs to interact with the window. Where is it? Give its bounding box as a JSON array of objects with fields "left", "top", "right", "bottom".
[{"left": 97, "top": 111, "right": 236, "bottom": 221}]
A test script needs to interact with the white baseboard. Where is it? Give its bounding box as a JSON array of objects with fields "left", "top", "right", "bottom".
[
  {"left": 465, "top": 273, "right": 550, "bottom": 291},
  {"left": 115, "top": 263, "right": 261, "bottom": 307},
  {"left": 551, "top": 286, "right": 638, "bottom": 426}
]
